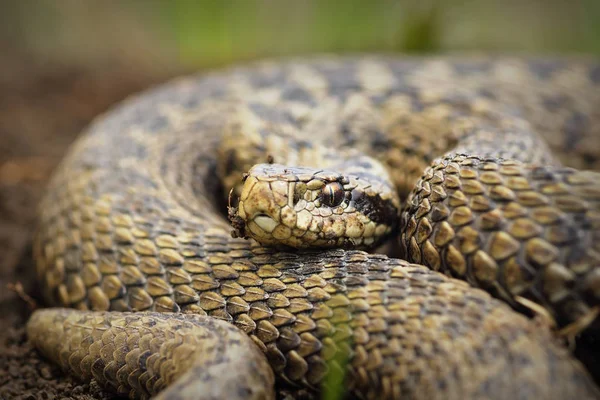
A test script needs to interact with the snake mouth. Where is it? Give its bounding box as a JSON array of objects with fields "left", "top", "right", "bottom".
[
  {"left": 253, "top": 214, "right": 278, "bottom": 233},
  {"left": 228, "top": 187, "right": 277, "bottom": 240}
]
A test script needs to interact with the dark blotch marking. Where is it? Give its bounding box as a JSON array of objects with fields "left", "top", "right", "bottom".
[
  {"left": 223, "top": 149, "right": 238, "bottom": 177},
  {"left": 370, "top": 93, "right": 389, "bottom": 106},
  {"left": 340, "top": 122, "right": 358, "bottom": 147},
  {"left": 351, "top": 189, "right": 365, "bottom": 204},
  {"left": 528, "top": 60, "right": 565, "bottom": 80},
  {"left": 542, "top": 94, "right": 569, "bottom": 113},
  {"left": 477, "top": 88, "right": 496, "bottom": 99},
  {"left": 237, "top": 386, "right": 253, "bottom": 398},
  {"left": 314, "top": 62, "right": 358, "bottom": 87},
  {"left": 138, "top": 350, "right": 152, "bottom": 370},
  {"left": 405, "top": 88, "right": 426, "bottom": 112},
  {"left": 313, "top": 62, "right": 360, "bottom": 99},
  {"left": 339, "top": 121, "right": 383, "bottom": 148},
  {"left": 91, "top": 357, "right": 107, "bottom": 379},
  {"left": 181, "top": 96, "right": 201, "bottom": 110},
  {"left": 452, "top": 61, "right": 492, "bottom": 75},
  {"left": 582, "top": 153, "right": 597, "bottom": 167},
  {"left": 293, "top": 186, "right": 304, "bottom": 204},
  {"left": 249, "top": 103, "right": 295, "bottom": 126},
  {"left": 371, "top": 130, "right": 393, "bottom": 151},
  {"left": 289, "top": 138, "right": 313, "bottom": 151},
  {"left": 280, "top": 86, "right": 316, "bottom": 105},
  {"left": 351, "top": 189, "right": 398, "bottom": 226},
  {"left": 148, "top": 115, "right": 169, "bottom": 133},
  {"left": 385, "top": 59, "right": 420, "bottom": 86},
  {"left": 246, "top": 68, "right": 288, "bottom": 88},
  {"left": 563, "top": 111, "right": 588, "bottom": 150},
  {"left": 530, "top": 166, "right": 559, "bottom": 182},
  {"left": 590, "top": 65, "right": 600, "bottom": 84}
]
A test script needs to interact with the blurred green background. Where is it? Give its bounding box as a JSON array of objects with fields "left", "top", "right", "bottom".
[{"left": 2, "top": 0, "right": 599, "bottom": 73}]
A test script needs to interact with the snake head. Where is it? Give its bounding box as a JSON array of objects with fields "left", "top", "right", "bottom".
[{"left": 229, "top": 163, "right": 400, "bottom": 249}]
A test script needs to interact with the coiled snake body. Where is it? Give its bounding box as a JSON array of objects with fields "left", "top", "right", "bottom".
[{"left": 27, "top": 56, "right": 600, "bottom": 399}]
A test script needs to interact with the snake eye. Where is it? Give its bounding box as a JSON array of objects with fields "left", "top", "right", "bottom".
[{"left": 321, "top": 182, "right": 345, "bottom": 207}]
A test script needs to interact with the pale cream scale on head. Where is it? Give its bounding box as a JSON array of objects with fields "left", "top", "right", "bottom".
[{"left": 229, "top": 162, "right": 400, "bottom": 249}]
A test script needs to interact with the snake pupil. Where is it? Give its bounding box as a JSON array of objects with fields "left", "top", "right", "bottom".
[{"left": 321, "top": 182, "right": 344, "bottom": 207}]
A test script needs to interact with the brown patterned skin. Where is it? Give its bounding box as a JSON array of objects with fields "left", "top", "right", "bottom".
[
  {"left": 28, "top": 56, "right": 600, "bottom": 399},
  {"left": 27, "top": 309, "right": 275, "bottom": 400}
]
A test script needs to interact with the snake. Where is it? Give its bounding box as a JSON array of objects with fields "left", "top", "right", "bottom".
[{"left": 25, "top": 55, "right": 600, "bottom": 399}]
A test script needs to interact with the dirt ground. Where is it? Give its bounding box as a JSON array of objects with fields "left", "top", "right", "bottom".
[
  {"left": 1, "top": 49, "right": 599, "bottom": 400},
  {"left": 0, "top": 49, "right": 178, "bottom": 400}
]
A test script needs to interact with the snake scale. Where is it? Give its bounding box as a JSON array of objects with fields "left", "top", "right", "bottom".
[{"left": 26, "top": 56, "right": 600, "bottom": 399}]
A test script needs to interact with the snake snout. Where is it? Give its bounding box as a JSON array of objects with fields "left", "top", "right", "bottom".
[
  {"left": 232, "top": 170, "right": 295, "bottom": 246},
  {"left": 230, "top": 163, "right": 400, "bottom": 249}
]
